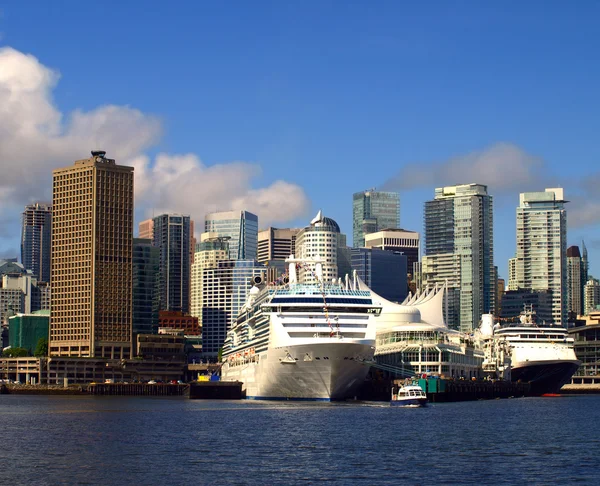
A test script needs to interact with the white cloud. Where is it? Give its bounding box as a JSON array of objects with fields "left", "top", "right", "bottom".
[
  {"left": 0, "top": 46, "right": 310, "bottom": 253},
  {"left": 133, "top": 154, "right": 310, "bottom": 228},
  {"left": 567, "top": 198, "right": 600, "bottom": 229},
  {"left": 382, "top": 142, "right": 545, "bottom": 193}
]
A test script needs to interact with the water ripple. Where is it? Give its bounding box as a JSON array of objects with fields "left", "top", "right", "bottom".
[{"left": 0, "top": 395, "right": 599, "bottom": 485}]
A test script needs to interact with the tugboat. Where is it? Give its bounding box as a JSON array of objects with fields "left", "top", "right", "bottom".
[{"left": 390, "top": 384, "right": 428, "bottom": 407}]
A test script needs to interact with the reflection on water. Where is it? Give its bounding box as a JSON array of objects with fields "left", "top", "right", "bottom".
[{"left": 1, "top": 395, "right": 599, "bottom": 485}]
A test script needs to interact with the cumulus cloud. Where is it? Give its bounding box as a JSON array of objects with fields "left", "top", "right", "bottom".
[
  {"left": 132, "top": 154, "right": 310, "bottom": 227},
  {"left": 381, "top": 142, "right": 546, "bottom": 193},
  {"left": 0, "top": 47, "right": 310, "bottom": 253},
  {"left": 380, "top": 142, "right": 600, "bottom": 230}
]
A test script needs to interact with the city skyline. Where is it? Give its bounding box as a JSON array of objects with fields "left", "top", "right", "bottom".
[{"left": 1, "top": 3, "right": 600, "bottom": 281}]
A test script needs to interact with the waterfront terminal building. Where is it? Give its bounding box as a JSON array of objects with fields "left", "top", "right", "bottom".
[
  {"left": 566, "top": 312, "right": 600, "bottom": 390},
  {"left": 366, "top": 281, "right": 484, "bottom": 379}
]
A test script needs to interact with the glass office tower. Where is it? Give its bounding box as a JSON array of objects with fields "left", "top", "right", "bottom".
[
  {"left": 21, "top": 202, "right": 52, "bottom": 282},
  {"left": 152, "top": 214, "right": 191, "bottom": 314},
  {"left": 352, "top": 190, "right": 400, "bottom": 247},
  {"left": 350, "top": 247, "right": 408, "bottom": 303},
  {"left": 422, "top": 183, "right": 494, "bottom": 332},
  {"left": 200, "top": 260, "right": 264, "bottom": 360},
  {"left": 204, "top": 210, "right": 258, "bottom": 261},
  {"left": 132, "top": 238, "right": 160, "bottom": 337}
]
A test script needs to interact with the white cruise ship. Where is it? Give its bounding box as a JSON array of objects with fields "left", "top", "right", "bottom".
[
  {"left": 482, "top": 309, "right": 580, "bottom": 395},
  {"left": 220, "top": 258, "right": 380, "bottom": 400}
]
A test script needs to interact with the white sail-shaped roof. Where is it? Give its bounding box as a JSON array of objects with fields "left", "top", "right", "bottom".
[
  {"left": 358, "top": 278, "right": 447, "bottom": 331},
  {"left": 412, "top": 285, "right": 446, "bottom": 329}
]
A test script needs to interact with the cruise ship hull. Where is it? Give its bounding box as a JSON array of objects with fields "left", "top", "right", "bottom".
[
  {"left": 511, "top": 360, "right": 580, "bottom": 395},
  {"left": 222, "top": 341, "right": 374, "bottom": 401}
]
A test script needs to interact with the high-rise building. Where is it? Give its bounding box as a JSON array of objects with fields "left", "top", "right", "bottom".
[
  {"left": 349, "top": 247, "right": 408, "bottom": 302},
  {"left": 132, "top": 238, "right": 160, "bottom": 338},
  {"left": 204, "top": 210, "right": 258, "bottom": 260},
  {"left": 507, "top": 257, "right": 518, "bottom": 291},
  {"left": 190, "top": 220, "right": 196, "bottom": 265},
  {"left": 295, "top": 211, "right": 346, "bottom": 284},
  {"left": 1, "top": 272, "right": 34, "bottom": 319},
  {"left": 201, "top": 260, "right": 264, "bottom": 360},
  {"left": 190, "top": 233, "right": 230, "bottom": 321},
  {"left": 50, "top": 150, "right": 133, "bottom": 358},
  {"left": 492, "top": 266, "right": 498, "bottom": 316},
  {"left": 138, "top": 219, "right": 154, "bottom": 239},
  {"left": 0, "top": 260, "right": 49, "bottom": 325},
  {"left": 582, "top": 240, "right": 589, "bottom": 306},
  {"left": 257, "top": 227, "right": 299, "bottom": 264},
  {"left": 421, "top": 183, "right": 494, "bottom": 332},
  {"left": 567, "top": 246, "right": 583, "bottom": 318},
  {"left": 352, "top": 189, "right": 400, "bottom": 247},
  {"left": 152, "top": 214, "right": 191, "bottom": 314},
  {"left": 0, "top": 263, "right": 28, "bottom": 326},
  {"left": 515, "top": 188, "right": 567, "bottom": 326},
  {"left": 32, "top": 281, "right": 51, "bottom": 313},
  {"left": 364, "top": 228, "right": 419, "bottom": 281},
  {"left": 21, "top": 202, "right": 52, "bottom": 282},
  {"left": 584, "top": 279, "right": 600, "bottom": 316},
  {"left": 496, "top": 278, "right": 505, "bottom": 316}
]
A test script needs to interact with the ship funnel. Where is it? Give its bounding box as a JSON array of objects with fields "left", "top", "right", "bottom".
[
  {"left": 288, "top": 256, "right": 297, "bottom": 284},
  {"left": 315, "top": 261, "right": 323, "bottom": 282},
  {"left": 480, "top": 314, "right": 495, "bottom": 337}
]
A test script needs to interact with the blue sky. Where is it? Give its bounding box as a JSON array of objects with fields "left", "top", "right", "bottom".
[{"left": 1, "top": 1, "right": 599, "bottom": 277}]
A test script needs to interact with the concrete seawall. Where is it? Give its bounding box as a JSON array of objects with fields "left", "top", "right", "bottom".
[
  {"left": 1, "top": 382, "right": 244, "bottom": 399},
  {"left": 1, "top": 384, "right": 87, "bottom": 395}
]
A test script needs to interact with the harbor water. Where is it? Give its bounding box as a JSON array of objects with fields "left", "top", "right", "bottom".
[{"left": 1, "top": 395, "right": 599, "bottom": 485}]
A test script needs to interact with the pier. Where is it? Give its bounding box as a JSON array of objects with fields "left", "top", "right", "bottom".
[
  {"left": 188, "top": 381, "right": 243, "bottom": 399},
  {"left": 416, "top": 378, "right": 530, "bottom": 402},
  {"left": 360, "top": 376, "right": 532, "bottom": 402},
  {"left": 1, "top": 381, "right": 244, "bottom": 399},
  {"left": 89, "top": 383, "right": 189, "bottom": 396}
]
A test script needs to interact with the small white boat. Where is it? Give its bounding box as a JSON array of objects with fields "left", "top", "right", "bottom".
[{"left": 390, "top": 385, "right": 428, "bottom": 407}]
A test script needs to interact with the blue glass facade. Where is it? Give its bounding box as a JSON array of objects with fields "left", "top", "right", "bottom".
[
  {"left": 350, "top": 248, "right": 408, "bottom": 303},
  {"left": 132, "top": 238, "right": 160, "bottom": 337},
  {"left": 201, "top": 260, "right": 265, "bottom": 359},
  {"left": 204, "top": 210, "right": 258, "bottom": 260},
  {"left": 21, "top": 203, "right": 52, "bottom": 282},
  {"left": 352, "top": 190, "right": 400, "bottom": 247},
  {"left": 152, "top": 214, "right": 191, "bottom": 313}
]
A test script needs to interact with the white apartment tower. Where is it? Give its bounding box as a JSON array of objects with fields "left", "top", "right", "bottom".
[
  {"left": 515, "top": 188, "right": 567, "bottom": 325},
  {"left": 507, "top": 257, "right": 518, "bottom": 291},
  {"left": 295, "top": 211, "right": 345, "bottom": 284},
  {"left": 584, "top": 279, "right": 600, "bottom": 316}
]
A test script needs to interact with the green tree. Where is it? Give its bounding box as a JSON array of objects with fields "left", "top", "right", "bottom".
[
  {"left": 3, "top": 347, "right": 28, "bottom": 358},
  {"left": 34, "top": 338, "right": 48, "bottom": 357}
]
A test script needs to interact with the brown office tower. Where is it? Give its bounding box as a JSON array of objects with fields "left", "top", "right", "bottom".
[{"left": 50, "top": 150, "right": 134, "bottom": 358}]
